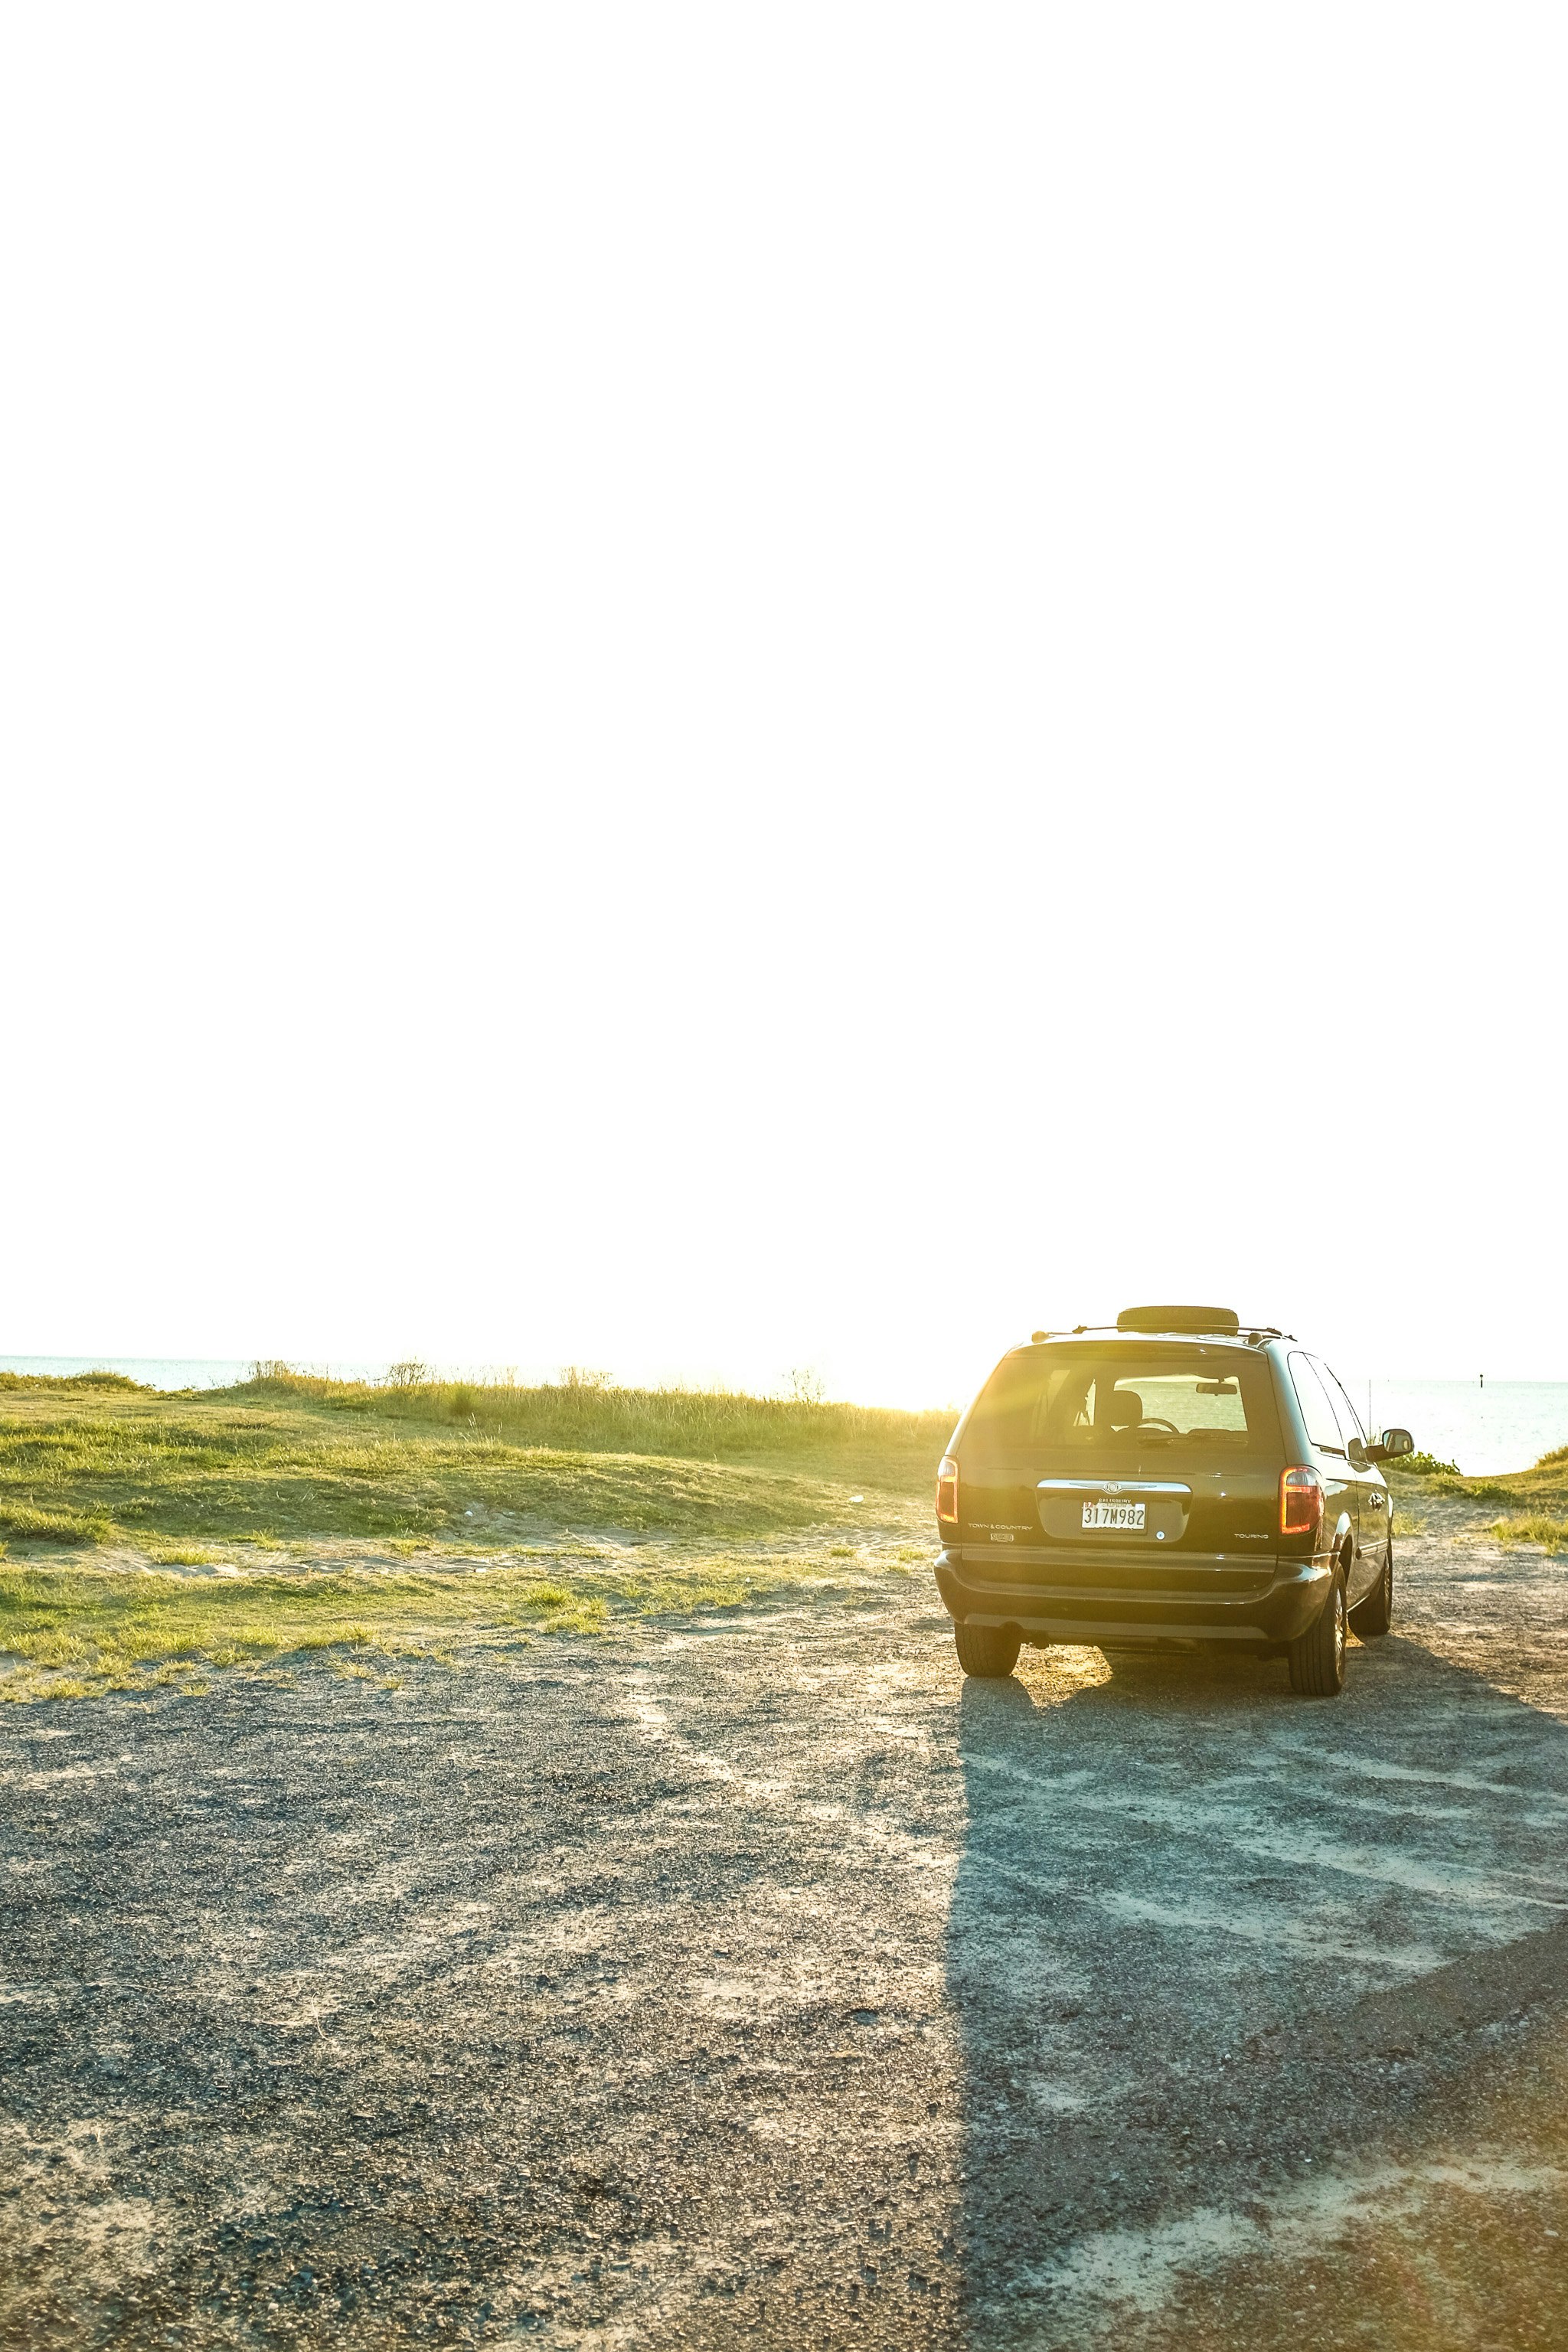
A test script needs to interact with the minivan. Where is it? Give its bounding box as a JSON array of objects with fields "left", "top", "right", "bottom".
[{"left": 934, "top": 1307, "right": 1414, "bottom": 1697}]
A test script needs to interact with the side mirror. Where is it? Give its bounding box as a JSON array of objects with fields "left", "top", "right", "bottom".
[{"left": 1366, "top": 1426, "right": 1414, "bottom": 1463}]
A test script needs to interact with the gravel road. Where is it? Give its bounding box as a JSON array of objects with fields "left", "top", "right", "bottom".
[{"left": 5, "top": 1500, "right": 1567, "bottom": 2348}]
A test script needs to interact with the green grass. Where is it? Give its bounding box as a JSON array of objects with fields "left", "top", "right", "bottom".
[
  {"left": 1488, "top": 1514, "right": 1568, "bottom": 1553},
  {"left": 0, "top": 1545, "right": 921, "bottom": 1704},
  {"left": 233, "top": 1364, "right": 956, "bottom": 1484},
  {"left": 0, "top": 1369, "right": 944, "bottom": 1702},
  {"left": 0, "top": 1368, "right": 951, "bottom": 1551},
  {"left": 1390, "top": 1439, "right": 1568, "bottom": 1514}
]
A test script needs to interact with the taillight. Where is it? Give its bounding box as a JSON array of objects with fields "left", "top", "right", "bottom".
[
  {"left": 936, "top": 1455, "right": 959, "bottom": 1525},
  {"left": 1279, "top": 1465, "right": 1325, "bottom": 1540}
]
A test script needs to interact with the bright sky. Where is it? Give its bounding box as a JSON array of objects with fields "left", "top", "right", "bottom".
[{"left": 4, "top": 5, "right": 1566, "bottom": 1406}]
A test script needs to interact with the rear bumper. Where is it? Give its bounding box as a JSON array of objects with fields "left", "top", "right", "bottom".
[{"left": 932, "top": 1548, "right": 1331, "bottom": 1648}]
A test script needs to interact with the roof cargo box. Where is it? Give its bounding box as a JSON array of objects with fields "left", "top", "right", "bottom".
[{"left": 1116, "top": 1305, "right": 1241, "bottom": 1335}]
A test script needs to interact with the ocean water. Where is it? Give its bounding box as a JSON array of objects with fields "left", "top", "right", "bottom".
[
  {"left": 1359, "top": 1380, "right": 1568, "bottom": 1477},
  {"left": 4, "top": 1359, "right": 1565, "bottom": 1478}
]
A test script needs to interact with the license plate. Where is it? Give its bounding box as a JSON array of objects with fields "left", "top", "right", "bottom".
[{"left": 1083, "top": 1499, "right": 1145, "bottom": 1530}]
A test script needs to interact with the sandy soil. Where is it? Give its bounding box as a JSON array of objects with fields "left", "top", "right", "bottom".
[{"left": 3, "top": 1495, "right": 1566, "bottom": 2349}]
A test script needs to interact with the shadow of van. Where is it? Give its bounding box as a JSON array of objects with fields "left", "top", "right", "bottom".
[{"left": 946, "top": 1635, "right": 1568, "bottom": 2347}]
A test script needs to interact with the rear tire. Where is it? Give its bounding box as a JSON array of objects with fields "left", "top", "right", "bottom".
[
  {"left": 954, "top": 1622, "right": 1022, "bottom": 1679},
  {"left": 1287, "top": 1564, "right": 1348, "bottom": 1697},
  {"left": 1348, "top": 1539, "right": 1393, "bottom": 1637}
]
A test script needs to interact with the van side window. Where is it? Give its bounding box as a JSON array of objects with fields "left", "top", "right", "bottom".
[
  {"left": 1289, "top": 1353, "right": 1346, "bottom": 1456},
  {"left": 1321, "top": 1366, "right": 1365, "bottom": 1443}
]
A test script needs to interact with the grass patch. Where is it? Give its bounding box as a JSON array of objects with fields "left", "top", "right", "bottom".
[
  {"left": 0, "top": 1374, "right": 937, "bottom": 1552},
  {"left": 0, "top": 1500, "right": 113, "bottom": 1546},
  {"left": 222, "top": 1364, "right": 957, "bottom": 1488},
  {"left": 1489, "top": 1515, "right": 1568, "bottom": 1553},
  {"left": 1382, "top": 1429, "right": 1568, "bottom": 1524},
  {"left": 0, "top": 1541, "right": 916, "bottom": 1704},
  {"left": 1389, "top": 1467, "right": 1511, "bottom": 1504},
  {"left": 1390, "top": 1440, "right": 1568, "bottom": 1517},
  {"left": 0, "top": 1368, "right": 946, "bottom": 1702}
]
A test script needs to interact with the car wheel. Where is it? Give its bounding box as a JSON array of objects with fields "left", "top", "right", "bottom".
[
  {"left": 954, "top": 1622, "right": 1022, "bottom": 1679},
  {"left": 1348, "top": 1538, "right": 1393, "bottom": 1637},
  {"left": 1287, "top": 1563, "right": 1348, "bottom": 1697}
]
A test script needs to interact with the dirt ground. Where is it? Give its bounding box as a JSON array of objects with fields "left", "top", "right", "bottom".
[{"left": 4, "top": 1495, "right": 1566, "bottom": 2349}]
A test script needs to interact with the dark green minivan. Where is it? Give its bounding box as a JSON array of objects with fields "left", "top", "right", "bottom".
[{"left": 933, "top": 1306, "right": 1414, "bottom": 1698}]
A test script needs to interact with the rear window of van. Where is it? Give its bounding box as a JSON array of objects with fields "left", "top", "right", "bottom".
[{"left": 961, "top": 1344, "right": 1282, "bottom": 1465}]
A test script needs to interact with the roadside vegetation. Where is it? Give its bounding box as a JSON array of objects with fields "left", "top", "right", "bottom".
[
  {"left": 1387, "top": 1456, "right": 1511, "bottom": 1504},
  {"left": 0, "top": 1369, "right": 946, "bottom": 1703},
  {"left": 0, "top": 1366, "right": 952, "bottom": 1549},
  {"left": 1486, "top": 1514, "right": 1568, "bottom": 1555},
  {"left": 0, "top": 1542, "right": 932, "bottom": 1705},
  {"left": 1399, "top": 1449, "right": 1568, "bottom": 1506},
  {"left": 1389, "top": 1441, "right": 1568, "bottom": 1549}
]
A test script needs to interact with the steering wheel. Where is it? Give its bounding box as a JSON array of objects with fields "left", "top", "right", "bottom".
[{"left": 1138, "top": 1416, "right": 1179, "bottom": 1432}]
